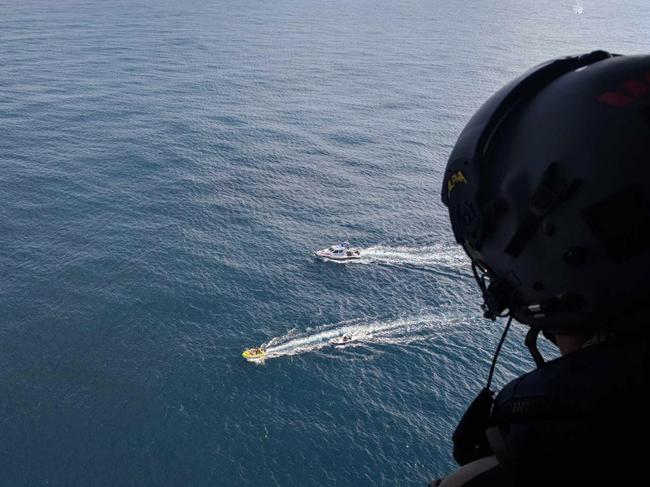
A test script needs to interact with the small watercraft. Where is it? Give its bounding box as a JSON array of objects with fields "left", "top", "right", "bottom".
[
  {"left": 314, "top": 241, "right": 361, "bottom": 261},
  {"left": 330, "top": 333, "right": 354, "bottom": 346},
  {"left": 242, "top": 347, "right": 267, "bottom": 361}
]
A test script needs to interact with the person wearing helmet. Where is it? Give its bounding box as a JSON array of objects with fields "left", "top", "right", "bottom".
[{"left": 431, "top": 51, "right": 650, "bottom": 486}]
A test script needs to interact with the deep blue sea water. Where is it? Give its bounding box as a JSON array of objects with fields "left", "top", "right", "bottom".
[{"left": 1, "top": 0, "right": 648, "bottom": 485}]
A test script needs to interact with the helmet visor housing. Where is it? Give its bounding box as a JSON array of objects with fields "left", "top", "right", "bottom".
[{"left": 442, "top": 52, "right": 650, "bottom": 335}]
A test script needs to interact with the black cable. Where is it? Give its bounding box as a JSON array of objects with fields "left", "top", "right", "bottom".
[
  {"left": 472, "top": 261, "right": 515, "bottom": 388},
  {"left": 471, "top": 262, "right": 487, "bottom": 294},
  {"left": 486, "top": 314, "right": 514, "bottom": 391}
]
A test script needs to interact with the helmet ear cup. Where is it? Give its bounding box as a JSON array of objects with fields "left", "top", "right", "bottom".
[
  {"left": 443, "top": 158, "right": 485, "bottom": 249},
  {"left": 444, "top": 157, "right": 510, "bottom": 255}
]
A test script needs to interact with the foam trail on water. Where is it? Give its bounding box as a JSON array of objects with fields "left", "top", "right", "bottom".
[
  {"left": 259, "top": 313, "right": 457, "bottom": 360},
  {"left": 328, "top": 244, "right": 468, "bottom": 270}
]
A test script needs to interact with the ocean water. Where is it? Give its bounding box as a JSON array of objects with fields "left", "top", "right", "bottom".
[{"left": 1, "top": 0, "right": 648, "bottom": 485}]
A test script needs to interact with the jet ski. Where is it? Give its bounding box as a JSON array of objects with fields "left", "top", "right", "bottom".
[
  {"left": 314, "top": 241, "right": 361, "bottom": 261},
  {"left": 242, "top": 347, "right": 267, "bottom": 362},
  {"left": 330, "top": 333, "right": 354, "bottom": 346}
]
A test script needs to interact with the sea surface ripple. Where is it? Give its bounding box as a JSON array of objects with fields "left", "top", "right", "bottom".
[{"left": 1, "top": 0, "right": 648, "bottom": 485}]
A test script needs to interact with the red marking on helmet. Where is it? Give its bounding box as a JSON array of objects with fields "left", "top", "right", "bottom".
[
  {"left": 623, "top": 79, "right": 649, "bottom": 97},
  {"left": 598, "top": 92, "right": 633, "bottom": 107}
]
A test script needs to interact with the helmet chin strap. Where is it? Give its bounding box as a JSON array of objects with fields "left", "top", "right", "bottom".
[
  {"left": 472, "top": 263, "right": 548, "bottom": 369},
  {"left": 471, "top": 262, "right": 514, "bottom": 320}
]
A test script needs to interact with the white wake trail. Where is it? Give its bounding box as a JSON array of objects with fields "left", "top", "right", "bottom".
[
  {"left": 362, "top": 244, "right": 466, "bottom": 267},
  {"left": 259, "top": 313, "right": 455, "bottom": 361},
  {"left": 325, "top": 244, "right": 468, "bottom": 270}
]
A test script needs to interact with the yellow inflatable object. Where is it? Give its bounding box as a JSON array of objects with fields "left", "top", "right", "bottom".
[{"left": 242, "top": 347, "right": 266, "bottom": 360}]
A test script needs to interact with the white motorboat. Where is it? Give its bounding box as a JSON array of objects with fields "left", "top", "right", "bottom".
[
  {"left": 330, "top": 333, "right": 354, "bottom": 346},
  {"left": 314, "top": 241, "right": 361, "bottom": 261}
]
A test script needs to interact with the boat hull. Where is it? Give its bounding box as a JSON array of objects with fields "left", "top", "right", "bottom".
[
  {"left": 330, "top": 337, "right": 354, "bottom": 346},
  {"left": 314, "top": 250, "right": 361, "bottom": 261},
  {"left": 242, "top": 349, "right": 267, "bottom": 361}
]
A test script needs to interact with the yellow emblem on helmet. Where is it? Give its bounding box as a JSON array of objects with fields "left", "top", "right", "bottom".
[{"left": 447, "top": 170, "right": 468, "bottom": 196}]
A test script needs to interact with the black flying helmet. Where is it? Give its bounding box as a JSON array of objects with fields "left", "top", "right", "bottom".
[{"left": 442, "top": 51, "right": 650, "bottom": 336}]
